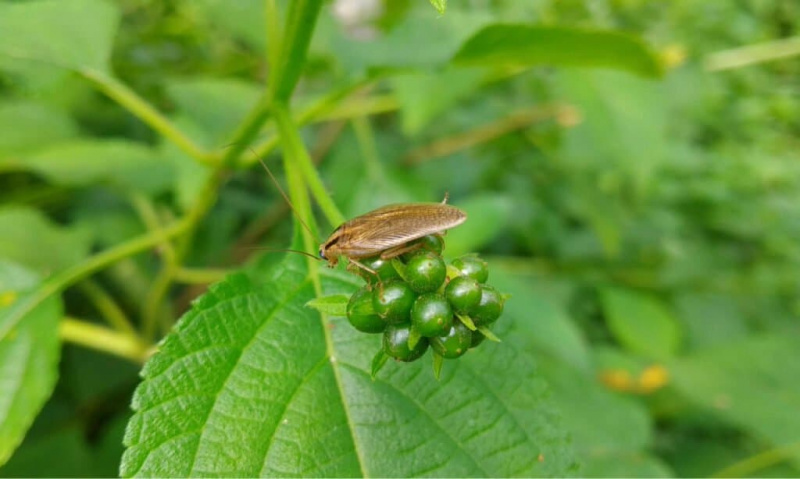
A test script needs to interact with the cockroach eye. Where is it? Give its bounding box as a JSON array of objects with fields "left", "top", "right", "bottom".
[{"left": 319, "top": 249, "right": 326, "bottom": 260}]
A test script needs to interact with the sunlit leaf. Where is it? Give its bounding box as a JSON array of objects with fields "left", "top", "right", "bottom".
[
  {"left": 0, "top": 0, "right": 119, "bottom": 74},
  {"left": 120, "top": 257, "right": 576, "bottom": 477},
  {"left": 452, "top": 24, "right": 663, "bottom": 78},
  {"left": 0, "top": 261, "right": 61, "bottom": 467},
  {"left": 601, "top": 287, "right": 682, "bottom": 360}
]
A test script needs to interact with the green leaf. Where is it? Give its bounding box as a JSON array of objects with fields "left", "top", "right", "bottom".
[
  {"left": 429, "top": 0, "right": 446, "bottom": 15},
  {"left": 327, "top": 9, "right": 492, "bottom": 73},
  {"left": 539, "top": 357, "right": 653, "bottom": 460},
  {"left": 581, "top": 453, "right": 674, "bottom": 477},
  {"left": 0, "top": 207, "right": 91, "bottom": 275},
  {"left": 0, "top": 101, "right": 78, "bottom": 157},
  {"left": 557, "top": 69, "right": 667, "bottom": 194},
  {"left": 166, "top": 78, "right": 263, "bottom": 146},
  {"left": 600, "top": 287, "right": 681, "bottom": 360},
  {"left": 490, "top": 269, "right": 591, "bottom": 372},
  {"left": 0, "top": 261, "right": 62, "bottom": 467},
  {"left": 670, "top": 333, "right": 800, "bottom": 468},
  {"left": 305, "top": 294, "right": 349, "bottom": 316},
  {"left": 452, "top": 24, "right": 663, "bottom": 78},
  {"left": 121, "top": 257, "right": 576, "bottom": 476},
  {"left": 187, "top": 0, "right": 267, "bottom": 52},
  {"left": 18, "top": 139, "right": 173, "bottom": 194},
  {"left": 0, "top": 0, "right": 120, "bottom": 74},
  {"left": 390, "top": 68, "right": 484, "bottom": 135}
]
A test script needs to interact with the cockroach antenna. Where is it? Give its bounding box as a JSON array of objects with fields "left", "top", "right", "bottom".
[{"left": 251, "top": 148, "right": 322, "bottom": 249}]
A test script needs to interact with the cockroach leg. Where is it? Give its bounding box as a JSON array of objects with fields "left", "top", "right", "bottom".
[{"left": 379, "top": 241, "right": 424, "bottom": 260}]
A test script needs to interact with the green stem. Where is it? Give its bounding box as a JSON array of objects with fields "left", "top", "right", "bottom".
[
  {"left": 142, "top": 170, "right": 227, "bottom": 340},
  {"left": 268, "top": 0, "right": 324, "bottom": 103},
  {"left": 79, "top": 69, "right": 215, "bottom": 165},
  {"left": 711, "top": 440, "right": 800, "bottom": 477},
  {"left": 0, "top": 217, "right": 191, "bottom": 341},
  {"left": 173, "top": 267, "right": 231, "bottom": 284},
  {"left": 273, "top": 105, "right": 345, "bottom": 228},
  {"left": 241, "top": 78, "right": 377, "bottom": 167},
  {"left": 77, "top": 279, "right": 139, "bottom": 337},
  {"left": 60, "top": 317, "right": 150, "bottom": 364},
  {"left": 265, "top": 0, "right": 282, "bottom": 68}
]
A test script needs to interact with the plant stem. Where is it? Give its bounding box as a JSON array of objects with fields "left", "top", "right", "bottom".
[
  {"left": 142, "top": 170, "right": 227, "bottom": 340},
  {"left": 60, "top": 317, "right": 150, "bottom": 364},
  {"left": 77, "top": 279, "right": 139, "bottom": 337},
  {"left": 173, "top": 267, "right": 231, "bottom": 284},
  {"left": 705, "top": 36, "right": 800, "bottom": 71},
  {"left": 79, "top": 69, "right": 215, "bottom": 165},
  {"left": 0, "top": 218, "right": 191, "bottom": 341},
  {"left": 272, "top": 106, "right": 345, "bottom": 228}
]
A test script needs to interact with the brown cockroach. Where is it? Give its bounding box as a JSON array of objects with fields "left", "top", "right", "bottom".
[
  {"left": 318, "top": 197, "right": 467, "bottom": 276},
  {"left": 257, "top": 157, "right": 466, "bottom": 277}
]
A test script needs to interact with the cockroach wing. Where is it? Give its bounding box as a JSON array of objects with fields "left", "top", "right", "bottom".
[{"left": 339, "top": 203, "right": 467, "bottom": 251}]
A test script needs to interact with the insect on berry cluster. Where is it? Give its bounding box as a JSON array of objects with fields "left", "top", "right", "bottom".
[{"left": 344, "top": 234, "right": 508, "bottom": 378}]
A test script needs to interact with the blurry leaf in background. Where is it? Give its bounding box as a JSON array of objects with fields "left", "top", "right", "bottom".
[
  {"left": 390, "top": 67, "right": 484, "bottom": 136},
  {"left": 671, "top": 334, "right": 800, "bottom": 470},
  {"left": 429, "top": 0, "right": 446, "bottom": 15},
  {"left": 0, "top": 101, "right": 78, "bottom": 157},
  {"left": 557, "top": 69, "right": 667, "bottom": 195},
  {"left": 0, "top": 208, "right": 91, "bottom": 275},
  {"left": 0, "top": 261, "right": 61, "bottom": 467},
  {"left": 601, "top": 287, "right": 682, "bottom": 360},
  {"left": 445, "top": 194, "right": 514, "bottom": 258},
  {"left": 539, "top": 356, "right": 671, "bottom": 477},
  {"left": 0, "top": 0, "right": 119, "bottom": 74},
  {"left": 673, "top": 293, "right": 750, "bottom": 351},
  {"left": 452, "top": 25, "right": 663, "bottom": 78},
  {"left": 324, "top": 7, "right": 492, "bottom": 73},
  {"left": 165, "top": 78, "right": 263, "bottom": 147},
  {"left": 187, "top": 0, "right": 268, "bottom": 53},
  {"left": 0, "top": 428, "right": 94, "bottom": 477},
  {"left": 120, "top": 258, "right": 576, "bottom": 477},
  {"left": 14, "top": 140, "right": 173, "bottom": 195},
  {"left": 490, "top": 269, "right": 591, "bottom": 372}
]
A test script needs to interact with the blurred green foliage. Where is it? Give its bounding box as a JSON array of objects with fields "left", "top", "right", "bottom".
[{"left": 1, "top": 0, "right": 799, "bottom": 476}]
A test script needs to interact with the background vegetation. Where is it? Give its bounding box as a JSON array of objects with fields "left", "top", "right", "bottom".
[{"left": 1, "top": 0, "right": 799, "bottom": 476}]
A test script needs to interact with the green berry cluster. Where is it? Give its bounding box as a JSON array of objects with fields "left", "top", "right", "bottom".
[{"left": 344, "top": 235, "right": 507, "bottom": 377}]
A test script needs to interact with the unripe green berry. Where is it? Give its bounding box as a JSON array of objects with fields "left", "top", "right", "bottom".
[
  {"left": 372, "top": 280, "right": 416, "bottom": 323},
  {"left": 411, "top": 293, "right": 453, "bottom": 337},
  {"left": 470, "top": 285, "right": 504, "bottom": 326},
  {"left": 430, "top": 321, "right": 473, "bottom": 359},
  {"left": 405, "top": 251, "right": 446, "bottom": 293},
  {"left": 383, "top": 323, "right": 429, "bottom": 362},
  {"left": 452, "top": 256, "right": 489, "bottom": 283},
  {"left": 444, "top": 275, "right": 481, "bottom": 314},
  {"left": 346, "top": 287, "right": 386, "bottom": 333},
  {"left": 401, "top": 234, "right": 444, "bottom": 261},
  {"left": 356, "top": 255, "right": 401, "bottom": 284}
]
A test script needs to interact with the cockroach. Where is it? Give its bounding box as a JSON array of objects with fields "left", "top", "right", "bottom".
[
  {"left": 257, "top": 156, "right": 467, "bottom": 278},
  {"left": 318, "top": 197, "right": 467, "bottom": 276}
]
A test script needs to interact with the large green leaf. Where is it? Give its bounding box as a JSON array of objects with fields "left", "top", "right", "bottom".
[
  {"left": 16, "top": 140, "right": 173, "bottom": 194},
  {"left": 121, "top": 256, "right": 576, "bottom": 476},
  {"left": 0, "top": 0, "right": 119, "bottom": 74},
  {"left": 452, "top": 25, "right": 663, "bottom": 78},
  {"left": 0, "top": 101, "right": 78, "bottom": 157},
  {"left": 670, "top": 333, "right": 800, "bottom": 468},
  {"left": 0, "top": 207, "right": 91, "bottom": 275},
  {"left": 0, "top": 261, "right": 62, "bottom": 466},
  {"left": 600, "top": 287, "right": 681, "bottom": 360}
]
